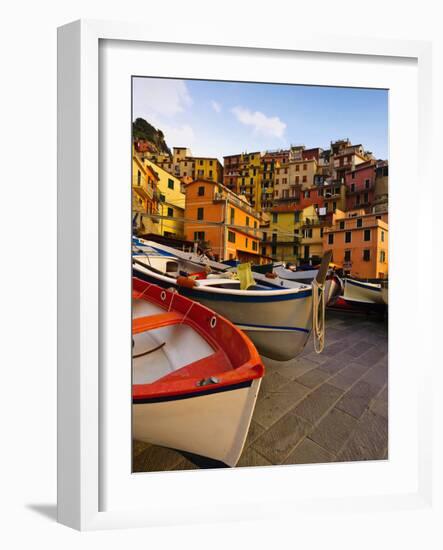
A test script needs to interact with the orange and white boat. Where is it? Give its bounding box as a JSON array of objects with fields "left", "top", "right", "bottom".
[{"left": 132, "top": 277, "right": 265, "bottom": 467}]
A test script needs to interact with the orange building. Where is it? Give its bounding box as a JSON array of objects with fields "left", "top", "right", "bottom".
[
  {"left": 323, "top": 210, "right": 388, "bottom": 279},
  {"left": 184, "top": 179, "right": 265, "bottom": 262}
]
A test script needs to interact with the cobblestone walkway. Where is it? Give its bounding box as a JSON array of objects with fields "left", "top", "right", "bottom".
[{"left": 133, "top": 309, "right": 388, "bottom": 471}]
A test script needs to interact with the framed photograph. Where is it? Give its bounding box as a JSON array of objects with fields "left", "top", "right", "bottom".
[{"left": 57, "top": 19, "right": 433, "bottom": 530}]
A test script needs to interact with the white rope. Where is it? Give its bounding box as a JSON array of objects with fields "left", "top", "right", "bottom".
[
  {"left": 180, "top": 302, "right": 195, "bottom": 325},
  {"left": 312, "top": 279, "right": 326, "bottom": 354}
]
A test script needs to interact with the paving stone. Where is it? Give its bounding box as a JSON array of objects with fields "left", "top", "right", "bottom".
[
  {"left": 133, "top": 444, "right": 183, "bottom": 472},
  {"left": 277, "top": 357, "right": 319, "bottom": 380},
  {"left": 296, "top": 367, "right": 332, "bottom": 388},
  {"left": 338, "top": 410, "right": 388, "bottom": 462},
  {"left": 346, "top": 340, "right": 375, "bottom": 358},
  {"left": 133, "top": 439, "right": 151, "bottom": 460},
  {"left": 244, "top": 420, "right": 266, "bottom": 448},
  {"left": 335, "top": 380, "right": 376, "bottom": 419},
  {"left": 370, "top": 396, "right": 388, "bottom": 419},
  {"left": 301, "top": 351, "right": 330, "bottom": 364},
  {"left": 322, "top": 340, "right": 350, "bottom": 356},
  {"left": 361, "top": 365, "right": 388, "bottom": 394},
  {"left": 318, "top": 357, "right": 346, "bottom": 375},
  {"left": 260, "top": 371, "right": 292, "bottom": 393},
  {"left": 237, "top": 447, "right": 272, "bottom": 468},
  {"left": 294, "top": 383, "right": 343, "bottom": 425},
  {"left": 354, "top": 346, "right": 387, "bottom": 367},
  {"left": 253, "top": 412, "right": 312, "bottom": 464},
  {"left": 308, "top": 408, "right": 358, "bottom": 455},
  {"left": 174, "top": 458, "right": 200, "bottom": 470},
  {"left": 284, "top": 437, "right": 335, "bottom": 465},
  {"left": 252, "top": 383, "right": 310, "bottom": 428},
  {"left": 327, "top": 362, "right": 368, "bottom": 391}
]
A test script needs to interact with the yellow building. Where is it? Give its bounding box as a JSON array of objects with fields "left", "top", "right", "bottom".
[
  {"left": 193, "top": 157, "right": 223, "bottom": 183},
  {"left": 143, "top": 159, "right": 185, "bottom": 238},
  {"left": 237, "top": 152, "right": 262, "bottom": 210},
  {"left": 132, "top": 155, "right": 160, "bottom": 235}
]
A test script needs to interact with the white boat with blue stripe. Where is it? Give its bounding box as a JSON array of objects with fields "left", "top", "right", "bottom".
[{"left": 132, "top": 238, "right": 330, "bottom": 361}]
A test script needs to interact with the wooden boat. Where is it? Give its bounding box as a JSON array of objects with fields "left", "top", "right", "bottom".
[
  {"left": 132, "top": 277, "right": 264, "bottom": 467},
  {"left": 342, "top": 277, "right": 385, "bottom": 305},
  {"left": 132, "top": 239, "right": 331, "bottom": 360},
  {"left": 273, "top": 265, "right": 343, "bottom": 306}
]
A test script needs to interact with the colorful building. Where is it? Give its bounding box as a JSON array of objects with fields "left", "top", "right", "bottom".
[
  {"left": 344, "top": 161, "right": 377, "bottom": 211},
  {"left": 142, "top": 158, "right": 185, "bottom": 238},
  {"left": 132, "top": 154, "right": 160, "bottom": 234},
  {"left": 184, "top": 179, "right": 264, "bottom": 262},
  {"left": 323, "top": 211, "right": 388, "bottom": 279}
]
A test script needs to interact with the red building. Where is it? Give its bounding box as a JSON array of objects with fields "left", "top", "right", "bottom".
[
  {"left": 344, "top": 161, "right": 376, "bottom": 211},
  {"left": 302, "top": 147, "right": 322, "bottom": 162}
]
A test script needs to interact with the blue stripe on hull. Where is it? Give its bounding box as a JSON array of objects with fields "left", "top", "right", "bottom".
[{"left": 238, "top": 322, "right": 310, "bottom": 333}]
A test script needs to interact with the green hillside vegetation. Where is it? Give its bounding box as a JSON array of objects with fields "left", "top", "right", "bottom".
[{"left": 132, "top": 118, "right": 171, "bottom": 155}]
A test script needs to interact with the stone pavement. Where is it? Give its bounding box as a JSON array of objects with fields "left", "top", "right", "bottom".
[{"left": 133, "top": 309, "right": 388, "bottom": 471}]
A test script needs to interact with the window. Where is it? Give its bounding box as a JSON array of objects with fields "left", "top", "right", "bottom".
[
  {"left": 197, "top": 207, "right": 204, "bottom": 220},
  {"left": 293, "top": 245, "right": 298, "bottom": 255},
  {"left": 230, "top": 207, "right": 235, "bottom": 224},
  {"left": 194, "top": 231, "right": 205, "bottom": 241},
  {"left": 381, "top": 230, "right": 385, "bottom": 242},
  {"left": 250, "top": 177, "right": 253, "bottom": 185},
  {"left": 332, "top": 201, "right": 337, "bottom": 211},
  {"left": 302, "top": 175, "right": 307, "bottom": 183},
  {"left": 263, "top": 232, "right": 267, "bottom": 241},
  {"left": 304, "top": 228, "right": 313, "bottom": 239},
  {"left": 345, "top": 231, "right": 352, "bottom": 243},
  {"left": 295, "top": 176, "right": 299, "bottom": 184},
  {"left": 304, "top": 190, "right": 310, "bottom": 198},
  {"left": 328, "top": 233, "right": 334, "bottom": 245},
  {"left": 294, "top": 212, "right": 300, "bottom": 223},
  {"left": 363, "top": 249, "right": 371, "bottom": 261},
  {"left": 262, "top": 247, "right": 267, "bottom": 256},
  {"left": 160, "top": 193, "right": 165, "bottom": 202},
  {"left": 209, "top": 160, "right": 213, "bottom": 166},
  {"left": 167, "top": 207, "right": 173, "bottom": 217},
  {"left": 272, "top": 233, "right": 277, "bottom": 243},
  {"left": 335, "top": 187, "right": 340, "bottom": 194},
  {"left": 364, "top": 193, "right": 369, "bottom": 203},
  {"left": 320, "top": 228, "right": 324, "bottom": 237},
  {"left": 228, "top": 231, "right": 236, "bottom": 243},
  {"left": 357, "top": 218, "right": 362, "bottom": 228},
  {"left": 252, "top": 241, "right": 258, "bottom": 252},
  {"left": 199, "top": 160, "right": 203, "bottom": 165},
  {"left": 245, "top": 238, "right": 249, "bottom": 248},
  {"left": 339, "top": 221, "right": 345, "bottom": 229},
  {"left": 272, "top": 213, "right": 278, "bottom": 223},
  {"left": 254, "top": 221, "right": 257, "bottom": 229},
  {"left": 209, "top": 170, "right": 213, "bottom": 179},
  {"left": 245, "top": 216, "right": 250, "bottom": 226},
  {"left": 272, "top": 245, "right": 277, "bottom": 255},
  {"left": 356, "top": 195, "right": 360, "bottom": 205},
  {"left": 168, "top": 179, "right": 174, "bottom": 190},
  {"left": 365, "top": 179, "right": 370, "bottom": 189},
  {"left": 198, "top": 186, "right": 205, "bottom": 196},
  {"left": 344, "top": 250, "right": 351, "bottom": 262},
  {"left": 364, "top": 229, "right": 371, "bottom": 241},
  {"left": 380, "top": 250, "right": 386, "bottom": 262},
  {"left": 303, "top": 164, "right": 307, "bottom": 170},
  {"left": 296, "top": 164, "right": 300, "bottom": 171},
  {"left": 137, "top": 170, "right": 141, "bottom": 185}
]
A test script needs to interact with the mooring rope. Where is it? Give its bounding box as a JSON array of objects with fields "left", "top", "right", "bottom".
[{"left": 312, "top": 279, "right": 326, "bottom": 354}]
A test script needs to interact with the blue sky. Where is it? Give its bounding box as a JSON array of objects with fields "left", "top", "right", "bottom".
[{"left": 133, "top": 77, "right": 388, "bottom": 161}]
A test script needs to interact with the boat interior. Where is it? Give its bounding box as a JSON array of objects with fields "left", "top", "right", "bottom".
[{"left": 132, "top": 298, "right": 217, "bottom": 385}]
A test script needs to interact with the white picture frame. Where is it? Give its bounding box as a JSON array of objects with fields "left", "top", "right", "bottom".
[{"left": 57, "top": 19, "right": 434, "bottom": 531}]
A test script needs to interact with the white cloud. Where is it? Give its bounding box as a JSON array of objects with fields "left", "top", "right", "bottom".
[
  {"left": 133, "top": 78, "right": 192, "bottom": 118},
  {"left": 231, "top": 106, "right": 286, "bottom": 138},
  {"left": 211, "top": 100, "right": 222, "bottom": 113},
  {"left": 157, "top": 122, "right": 196, "bottom": 148}
]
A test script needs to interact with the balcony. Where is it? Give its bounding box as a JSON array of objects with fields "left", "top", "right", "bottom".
[{"left": 132, "top": 181, "right": 154, "bottom": 200}]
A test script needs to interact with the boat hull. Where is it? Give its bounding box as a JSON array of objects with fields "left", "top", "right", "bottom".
[
  {"left": 133, "top": 378, "right": 262, "bottom": 467},
  {"left": 343, "top": 278, "right": 385, "bottom": 305},
  {"left": 133, "top": 266, "right": 312, "bottom": 361}
]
